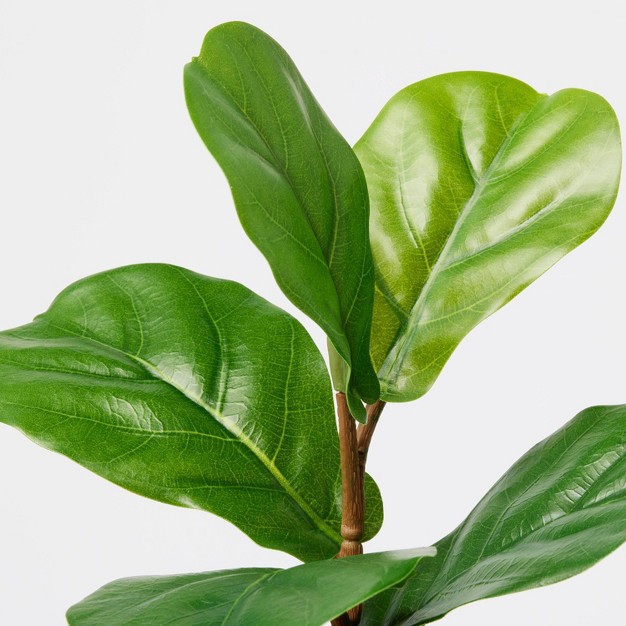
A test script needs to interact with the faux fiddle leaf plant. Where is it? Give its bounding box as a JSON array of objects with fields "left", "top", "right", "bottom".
[{"left": 0, "top": 19, "right": 623, "bottom": 626}]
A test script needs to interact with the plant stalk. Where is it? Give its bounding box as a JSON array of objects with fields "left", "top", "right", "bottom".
[
  {"left": 336, "top": 392, "right": 364, "bottom": 560},
  {"left": 331, "top": 614, "right": 353, "bottom": 626},
  {"left": 333, "top": 395, "right": 387, "bottom": 626},
  {"left": 357, "top": 399, "right": 386, "bottom": 481},
  {"left": 334, "top": 392, "right": 364, "bottom": 625}
]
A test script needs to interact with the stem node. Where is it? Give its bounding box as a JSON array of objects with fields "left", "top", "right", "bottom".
[{"left": 335, "top": 394, "right": 387, "bottom": 625}]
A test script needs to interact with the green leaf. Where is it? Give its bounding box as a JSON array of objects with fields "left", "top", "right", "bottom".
[
  {"left": 0, "top": 264, "right": 383, "bottom": 562},
  {"left": 67, "top": 548, "right": 436, "bottom": 626},
  {"left": 184, "top": 21, "right": 379, "bottom": 419},
  {"left": 361, "top": 404, "right": 626, "bottom": 625},
  {"left": 357, "top": 72, "right": 621, "bottom": 401}
]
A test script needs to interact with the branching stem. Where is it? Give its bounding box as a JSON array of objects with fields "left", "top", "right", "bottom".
[
  {"left": 336, "top": 392, "right": 364, "bottom": 560},
  {"left": 332, "top": 394, "right": 386, "bottom": 626},
  {"left": 357, "top": 399, "right": 386, "bottom": 481}
]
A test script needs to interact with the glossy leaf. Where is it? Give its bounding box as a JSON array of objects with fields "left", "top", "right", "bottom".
[
  {"left": 184, "top": 21, "right": 379, "bottom": 419},
  {"left": 357, "top": 72, "right": 621, "bottom": 401},
  {"left": 0, "top": 264, "right": 383, "bottom": 562},
  {"left": 361, "top": 404, "right": 626, "bottom": 625},
  {"left": 67, "top": 548, "right": 435, "bottom": 626}
]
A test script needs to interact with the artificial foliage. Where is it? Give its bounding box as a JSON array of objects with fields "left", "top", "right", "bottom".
[{"left": 0, "top": 21, "right": 623, "bottom": 626}]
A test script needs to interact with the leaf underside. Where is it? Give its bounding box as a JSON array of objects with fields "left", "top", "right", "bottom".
[
  {"left": 0, "top": 264, "right": 383, "bottom": 562},
  {"left": 184, "top": 21, "right": 380, "bottom": 419},
  {"left": 358, "top": 72, "right": 621, "bottom": 401},
  {"left": 67, "top": 548, "right": 435, "bottom": 626},
  {"left": 361, "top": 404, "right": 626, "bottom": 625}
]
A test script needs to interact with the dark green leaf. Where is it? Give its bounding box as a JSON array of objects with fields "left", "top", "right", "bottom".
[
  {"left": 0, "top": 264, "right": 383, "bottom": 562},
  {"left": 361, "top": 404, "right": 626, "bottom": 625},
  {"left": 184, "top": 21, "right": 379, "bottom": 419},
  {"left": 357, "top": 72, "right": 621, "bottom": 401},
  {"left": 67, "top": 548, "right": 435, "bottom": 626}
]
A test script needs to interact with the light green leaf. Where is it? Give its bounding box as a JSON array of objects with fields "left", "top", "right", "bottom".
[
  {"left": 0, "top": 264, "right": 383, "bottom": 562},
  {"left": 361, "top": 404, "right": 626, "bottom": 625},
  {"left": 357, "top": 72, "right": 621, "bottom": 401},
  {"left": 67, "top": 548, "right": 435, "bottom": 626},
  {"left": 184, "top": 21, "right": 379, "bottom": 419}
]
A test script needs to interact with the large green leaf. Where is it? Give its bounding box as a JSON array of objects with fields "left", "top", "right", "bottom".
[
  {"left": 67, "top": 548, "right": 435, "bottom": 626},
  {"left": 184, "top": 21, "right": 379, "bottom": 419},
  {"left": 361, "top": 404, "right": 626, "bottom": 625},
  {"left": 0, "top": 264, "right": 383, "bottom": 562},
  {"left": 357, "top": 72, "right": 621, "bottom": 401}
]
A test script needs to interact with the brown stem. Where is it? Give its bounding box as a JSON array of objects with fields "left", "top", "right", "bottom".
[
  {"left": 334, "top": 396, "right": 387, "bottom": 625},
  {"left": 336, "top": 392, "right": 364, "bottom": 558},
  {"left": 335, "top": 392, "right": 364, "bottom": 624},
  {"left": 356, "top": 399, "right": 386, "bottom": 482}
]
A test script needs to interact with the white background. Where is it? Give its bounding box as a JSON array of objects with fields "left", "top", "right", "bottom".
[{"left": 1, "top": 1, "right": 625, "bottom": 624}]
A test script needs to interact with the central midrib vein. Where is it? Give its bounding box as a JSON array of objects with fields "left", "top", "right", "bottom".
[
  {"left": 378, "top": 103, "right": 539, "bottom": 386},
  {"left": 46, "top": 322, "right": 342, "bottom": 548},
  {"left": 132, "top": 352, "right": 343, "bottom": 547},
  {"left": 193, "top": 53, "right": 356, "bottom": 362}
]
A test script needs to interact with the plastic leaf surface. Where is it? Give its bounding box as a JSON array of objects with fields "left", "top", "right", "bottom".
[
  {"left": 66, "top": 548, "right": 435, "bottom": 626},
  {"left": 184, "top": 21, "right": 379, "bottom": 419},
  {"left": 0, "top": 264, "right": 383, "bottom": 562},
  {"left": 357, "top": 72, "right": 621, "bottom": 401},
  {"left": 361, "top": 405, "right": 626, "bottom": 625}
]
